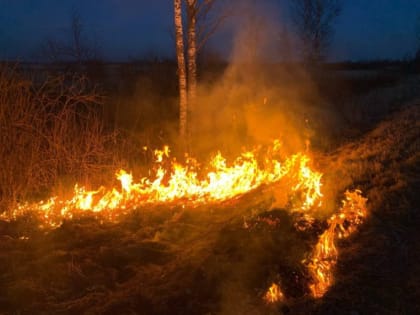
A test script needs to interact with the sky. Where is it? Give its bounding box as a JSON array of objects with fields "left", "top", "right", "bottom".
[{"left": 0, "top": 0, "right": 419, "bottom": 62}]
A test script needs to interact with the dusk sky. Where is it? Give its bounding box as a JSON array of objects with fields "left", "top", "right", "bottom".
[{"left": 1, "top": 0, "right": 419, "bottom": 62}]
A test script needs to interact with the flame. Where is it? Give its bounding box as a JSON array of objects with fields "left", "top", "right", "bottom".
[
  {"left": 2, "top": 140, "right": 323, "bottom": 227},
  {"left": 0, "top": 138, "right": 369, "bottom": 301},
  {"left": 306, "top": 190, "right": 368, "bottom": 298},
  {"left": 264, "top": 283, "right": 284, "bottom": 303}
]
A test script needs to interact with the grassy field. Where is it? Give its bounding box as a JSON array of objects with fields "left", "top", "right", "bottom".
[{"left": 0, "top": 61, "right": 419, "bottom": 314}]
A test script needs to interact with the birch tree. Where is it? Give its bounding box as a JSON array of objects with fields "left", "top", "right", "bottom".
[
  {"left": 186, "top": 0, "right": 198, "bottom": 116},
  {"left": 174, "top": 0, "right": 188, "bottom": 141},
  {"left": 174, "top": 0, "right": 228, "bottom": 146}
]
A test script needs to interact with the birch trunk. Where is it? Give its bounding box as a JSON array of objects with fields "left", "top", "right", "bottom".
[
  {"left": 174, "top": 0, "right": 188, "bottom": 142},
  {"left": 186, "top": 0, "right": 197, "bottom": 127}
]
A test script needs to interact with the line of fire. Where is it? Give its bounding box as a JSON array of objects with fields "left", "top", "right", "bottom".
[{"left": 1, "top": 1, "right": 420, "bottom": 314}]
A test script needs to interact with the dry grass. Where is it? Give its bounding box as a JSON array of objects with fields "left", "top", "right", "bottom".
[
  {"left": 336, "top": 75, "right": 420, "bottom": 140},
  {"left": 306, "top": 103, "right": 420, "bottom": 315},
  {"left": 0, "top": 65, "right": 116, "bottom": 211}
]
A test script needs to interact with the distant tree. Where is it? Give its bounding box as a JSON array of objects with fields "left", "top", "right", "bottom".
[
  {"left": 289, "top": 0, "right": 341, "bottom": 64},
  {"left": 42, "top": 9, "right": 100, "bottom": 64},
  {"left": 65, "top": 9, "right": 100, "bottom": 63}
]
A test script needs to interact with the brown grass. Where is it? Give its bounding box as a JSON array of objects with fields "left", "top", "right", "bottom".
[
  {"left": 0, "top": 65, "right": 116, "bottom": 211},
  {"left": 305, "top": 103, "right": 420, "bottom": 315}
]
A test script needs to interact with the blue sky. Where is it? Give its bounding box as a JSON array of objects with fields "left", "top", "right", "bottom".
[
  {"left": 331, "top": 0, "right": 420, "bottom": 60},
  {"left": 0, "top": 0, "right": 419, "bottom": 61}
]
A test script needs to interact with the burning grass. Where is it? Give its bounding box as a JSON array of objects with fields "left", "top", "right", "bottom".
[
  {"left": 306, "top": 103, "right": 420, "bottom": 315},
  {"left": 0, "top": 62, "right": 418, "bottom": 314},
  {"left": 0, "top": 130, "right": 371, "bottom": 314},
  {"left": 2, "top": 140, "right": 325, "bottom": 228}
]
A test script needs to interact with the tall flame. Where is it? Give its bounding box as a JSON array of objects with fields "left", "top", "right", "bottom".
[{"left": 2, "top": 140, "right": 323, "bottom": 227}]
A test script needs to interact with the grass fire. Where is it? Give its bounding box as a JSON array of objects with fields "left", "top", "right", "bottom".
[
  {"left": 1, "top": 61, "right": 419, "bottom": 315},
  {"left": 3, "top": 140, "right": 326, "bottom": 227},
  {"left": 1, "top": 132, "right": 368, "bottom": 305},
  {"left": 1, "top": 59, "right": 419, "bottom": 314},
  {"left": 1, "top": 2, "right": 420, "bottom": 314}
]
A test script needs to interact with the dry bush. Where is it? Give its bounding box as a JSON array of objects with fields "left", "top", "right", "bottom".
[{"left": 0, "top": 65, "right": 115, "bottom": 212}]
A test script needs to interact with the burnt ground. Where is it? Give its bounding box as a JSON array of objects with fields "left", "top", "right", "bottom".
[{"left": 0, "top": 103, "right": 419, "bottom": 315}]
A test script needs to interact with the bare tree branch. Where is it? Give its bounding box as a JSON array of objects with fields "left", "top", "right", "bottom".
[
  {"left": 196, "top": 0, "right": 232, "bottom": 51},
  {"left": 41, "top": 8, "right": 100, "bottom": 63},
  {"left": 290, "top": 0, "right": 341, "bottom": 64}
]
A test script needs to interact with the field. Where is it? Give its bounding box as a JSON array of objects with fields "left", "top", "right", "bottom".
[{"left": 0, "top": 61, "right": 419, "bottom": 314}]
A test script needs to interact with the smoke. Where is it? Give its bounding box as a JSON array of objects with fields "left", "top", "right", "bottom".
[
  {"left": 187, "top": 3, "right": 344, "bottom": 313},
  {"left": 190, "top": 1, "right": 323, "bottom": 159}
]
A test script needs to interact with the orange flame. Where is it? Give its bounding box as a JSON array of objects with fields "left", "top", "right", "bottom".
[
  {"left": 306, "top": 190, "right": 367, "bottom": 298},
  {"left": 2, "top": 140, "right": 323, "bottom": 227},
  {"left": 0, "top": 138, "right": 369, "bottom": 300},
  {"left": 264, "top": 283, "right": 284, "bottom": 303}
]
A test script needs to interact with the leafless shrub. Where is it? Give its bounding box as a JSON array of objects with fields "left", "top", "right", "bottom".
[{"left": 0, "top": 65, "right": 115, "bottom": 212}]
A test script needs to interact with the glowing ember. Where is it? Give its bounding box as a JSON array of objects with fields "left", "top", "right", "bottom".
[
  {"left": 306, "top": 190, "right": 368, "bottom": 298},
  {"left": 1, "top": 140, "right": 323, "bottom": 227},
  {"left": 264, "top": 283, "right": 284, "bottom": 303}
]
